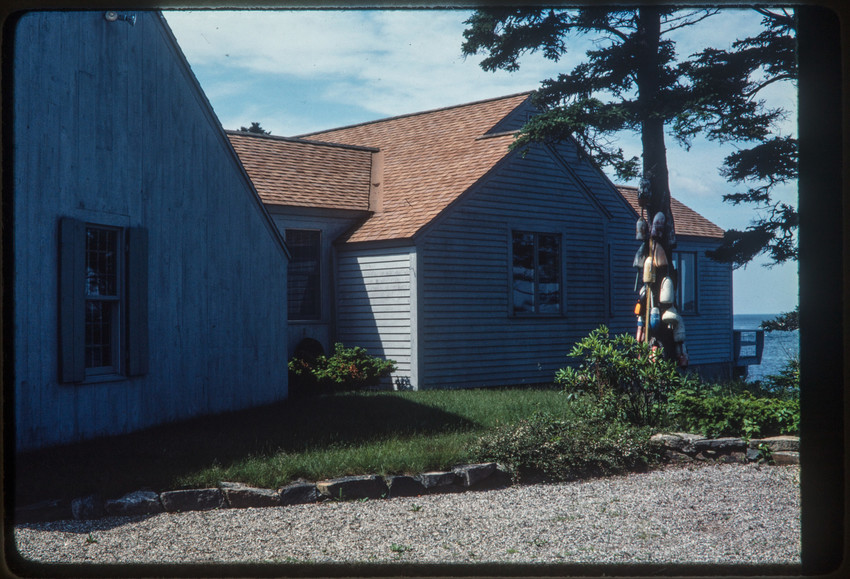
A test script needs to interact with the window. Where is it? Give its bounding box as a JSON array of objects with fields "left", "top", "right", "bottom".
[
  {"left": 511, "top": 231, "right": 562, "bottom": 315},
  {"left": 85, "top": 226, "right": 121, "bottom": 374},
  {"left": 59, "top": 218, "right": 148, "bottom": 382},
  {"left": 286, "top": 229, "right": 321, "bottom": 320},
  {"left": 673, "top": 251, "right": 697, "bottom": 313}
]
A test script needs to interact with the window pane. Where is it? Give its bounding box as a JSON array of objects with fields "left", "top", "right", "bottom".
[
  {"left": 85, "top": 301, "right": 113, "bottom": 368},
  {"left": 286, "top": 230, "right": 321, "bottom": 319},
  {"left": 86, "top": 227, "right": 118, "bottom": 297},
  {"left": 678, "top": 253, "right": 697, "bottom": 313},
  {"left": 537, "top": 234, "right": 561, "bottom": 313},
  {"left": 512, "top": 232, "right": 535, "bottom": 313}
]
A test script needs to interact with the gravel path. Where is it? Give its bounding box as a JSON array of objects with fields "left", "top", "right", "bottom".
[{"left": 13, "top": 463, "right": 800, "bottom": 567}]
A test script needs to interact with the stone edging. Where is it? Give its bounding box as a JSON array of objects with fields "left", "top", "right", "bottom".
[
  {"left": 651, "top": 433, "right": 800, "bottom": 465},
  {"left": 16, "top": 463, "right": 510, "bottom": 523},
  {"left": 16, "top": 435, "right": 799, "bottom": 524}
]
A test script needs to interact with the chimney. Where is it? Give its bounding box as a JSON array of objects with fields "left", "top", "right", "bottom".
[{"left": 369, "top": 150, "right": 384, "bottom": 213}]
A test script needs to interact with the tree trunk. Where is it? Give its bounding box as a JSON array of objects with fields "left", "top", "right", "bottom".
[{"left": 636, "top": 6, "right": 680, "bottom": 363}]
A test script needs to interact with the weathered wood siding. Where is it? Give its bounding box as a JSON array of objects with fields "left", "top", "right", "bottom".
[
  {"left": 267, "top": 206, "right": 366, "bottom": 357},
  {"left": 416, "top": 144, "right": 610, "bottom": 388},
  {"left": 549, "top": 139, "right": 734, "bottom": 370},
  {"left": 13, "top": 12, "right": 289, "bottom": 451},
  {"left": 415, "top": 139, "right": 732, "bottom": 389},
  {"left": 674, "top": 236, "right": 734, "bottom": 367},
  {"left": 335, "top": 246, "right": 416, "bottom": 389}
]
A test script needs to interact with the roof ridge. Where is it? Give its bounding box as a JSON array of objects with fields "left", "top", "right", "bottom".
[
  {"left": 296, "top": 91, "right": 534, "bottom": 138},
  {"left": 225, "top": 130, "right": 380, "bottom": 153}
]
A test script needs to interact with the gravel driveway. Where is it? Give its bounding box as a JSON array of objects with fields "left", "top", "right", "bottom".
[{"left": 13, "top": 463, "right": 800, "bottom": 568}]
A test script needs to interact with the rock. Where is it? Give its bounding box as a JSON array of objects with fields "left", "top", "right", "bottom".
[
  {"left": 664, "top": 449, "right": 694, "bottom": 463},
  {"left": 718, "top": 451, "right": 747, "bottom": 464},
  {"left": 104, "top": 490, "right": 164, "bottom": 516},
  {"left": 160, "top": 488, "right": 226, "bottom": 512},
  {"left": 746, "top": 448, "right": 763, "bottom": 462},
  {"left": 15, "top": 499, "right": 72, "bottom": 523},
  {"left": 220, "top": 483, "right": 281, "bottom": 508},
  {"left": 651, "top": 432, "right": 706, "bottom": 453},
  {"left": 71, "top": 494, "right": 105, "bottom": 520},
  {"left": 279, "top": 483, "right": 320, "bottom": 506},
  {"left": 315, "top": 475, "right": 388, "bottom": 501},
  {"left": 453, "top": 463, "right": 498, "bottom": 487},
  {"left": 693, "top": 437, "right": 746, "bottom": 453},
  {"left": 415, "top": 471, "right": 459, "bottom": 490},
  {"left": 749, "top": 436, "right": 799, "bottom": 452},
  {"left": 385, "top": 475, "right": 427, "bottom": 498},
  {"left": 771, "top": 451, "right": 800, "bottom": 465}
]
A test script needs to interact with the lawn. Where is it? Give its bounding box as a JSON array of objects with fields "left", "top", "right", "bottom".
[{"left": 14, "top": 387, "right": 569, "bottom": 506}]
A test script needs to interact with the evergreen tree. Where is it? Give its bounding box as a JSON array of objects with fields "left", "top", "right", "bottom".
[
  {"left": 691, "top": 8, "right": 798, "bottom": 267},
  {"left": 462, "top": 7, "right": 796, "bottom": 361},
  {"left": 238, "top": 121, "right": 271, "bottom": 135}
]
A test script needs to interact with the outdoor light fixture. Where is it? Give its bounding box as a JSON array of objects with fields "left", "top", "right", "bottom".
[{"left": 104, "top": 11, "right": 136, "bottom": 26}]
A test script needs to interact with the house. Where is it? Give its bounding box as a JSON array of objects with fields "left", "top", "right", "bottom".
[
  {"left": 10, "top": 11, "right": 290, "bottom": 451},
  {"left": 228, "top": 93, "right": 734, "bottom": 389}
]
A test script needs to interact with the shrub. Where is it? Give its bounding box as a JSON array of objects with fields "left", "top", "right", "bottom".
[
  {"left": 288, "top": 343, "right": 396, "bottom": 394},
  {"left": 667, "top": 388, "right": 799, "bottom": 438},
  {"left": 472, "top": 411, "right": 661, "bottom": 482},
  {"left": 555, "top": 326, "right": 696, "bottom": 427}
]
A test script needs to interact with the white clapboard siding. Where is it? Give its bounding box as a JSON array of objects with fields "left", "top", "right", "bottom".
[{"left": 335, "top": 246, "right": 416, "bottom": 388}]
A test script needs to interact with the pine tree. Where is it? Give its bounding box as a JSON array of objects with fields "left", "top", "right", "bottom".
[{"left": 462, "top": 7, "right": 796, "bottom": 362}]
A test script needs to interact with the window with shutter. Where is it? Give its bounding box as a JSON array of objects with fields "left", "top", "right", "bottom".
[{"left": 58, "top": 218, "right": 148, "bottom": 382}]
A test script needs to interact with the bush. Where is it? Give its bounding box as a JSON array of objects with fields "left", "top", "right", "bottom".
[
  {"left": 472, "top": 411, "right": 661, "bottom": 482},
  {"left": 667, "top": 388, "right": 799, "bottom": 439},
  {"left": 288, "top": 343, "right": 396, "bottom": 394},
  {"left": 555, "top": 326, "right": 696, "bottom": 427}
]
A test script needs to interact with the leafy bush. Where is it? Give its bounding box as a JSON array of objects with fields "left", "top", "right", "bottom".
[
  {"left": 555, "top": 326, "right": 696, "bottom": 427},
  {"left": 472, "top": 411, "right": 661, "bottom": 482},
  {"left": 667, "top": 388, "right": 799, "bottom": 439},
  {"left": 288, "top": 343, "right": 396, "bottom": 394}
]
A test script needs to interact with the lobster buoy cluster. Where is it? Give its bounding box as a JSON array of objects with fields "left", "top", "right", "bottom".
[{"left": 634, "top": 211, "right": 688, "bottom": 368}]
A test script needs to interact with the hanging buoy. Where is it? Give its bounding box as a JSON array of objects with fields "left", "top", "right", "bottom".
[
  {"left": 659, "top": 276, "right": 674, "bottom": 304},
  {"left": 652, "top": 243, "right": 668, "bottom": 267},
  {"left": 643, "top": 256, "right": 655, "bottom": 283},
  {"left": 673, "top": 319, "right": 686, "bottom": 343},
  {"left": 662, "top": 305, "right": 680, "bottom": 328},
  {"left": 676, "top": 343, "right": 689, "bottom": 368},
  {"left": 651, "top": 212, "right": 666, "bottom": 239},
  {"left": 649, "top": 306, "right": 661, "bottom": 330},
  {"left": 636, "top": 217, "right": 648, "bottom": 240},
  {"left": 636, "top": 315, "right": 645, "bottom": 342},
  {"left": 633, "top": 241, "right": 647, "bottom": 268}
]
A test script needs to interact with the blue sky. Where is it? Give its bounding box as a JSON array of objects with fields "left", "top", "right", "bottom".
[{"left": 164, "top": 8, "right": 799, "bottom": 316}]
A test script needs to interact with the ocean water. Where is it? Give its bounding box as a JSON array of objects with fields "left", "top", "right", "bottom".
[{"left": 734, "top": 313, "right": 799, "bottom": 382}]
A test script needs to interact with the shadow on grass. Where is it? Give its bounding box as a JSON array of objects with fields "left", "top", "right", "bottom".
[{"left": 13, "top": 393, "right": 478, "bottom": 505}]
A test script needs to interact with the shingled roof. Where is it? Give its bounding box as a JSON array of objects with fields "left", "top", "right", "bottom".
[
  {"left": 299, "top": 93, "right": 531, "bottom": 243},
  {"left": 228, "top": 93, "right": 724, "bottom": 243},
  {"left": 617, "top": 185, "right": 725, "bottom": 239},
  {"left": 227, "top": 132, "right": 375, "bottom": 211}
]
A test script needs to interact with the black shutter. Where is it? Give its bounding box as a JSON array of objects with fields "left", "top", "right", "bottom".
[
  {"left": 58, "top": 217, "right": 85, "bottom": 383},
  {"left": 126, "top": 226, "right": 149, "bottom": 376}
]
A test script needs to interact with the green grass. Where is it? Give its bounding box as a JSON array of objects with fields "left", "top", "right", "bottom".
[{"left": 15, "top": 387, "right": 567, "bottom": 505}]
